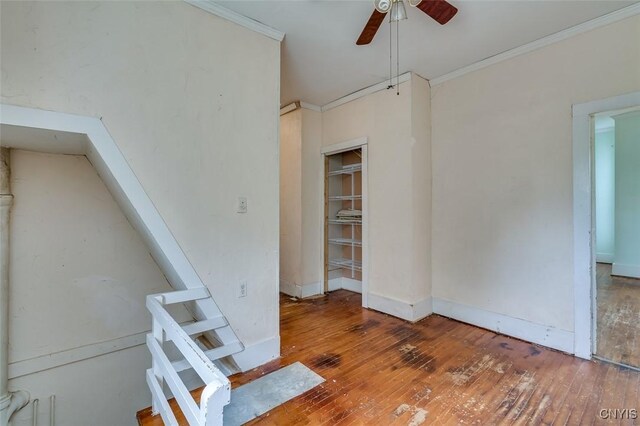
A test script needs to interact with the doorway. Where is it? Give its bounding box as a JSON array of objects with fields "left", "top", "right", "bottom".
[
  {"left": 572, "top": 91, "right": 640, "bottom": 362},
  {"left": 592, "top": 108, "right": 640, "bottom": 369},
  {"left": 321, "top": 139, "right": 369, "bottom": 308}
]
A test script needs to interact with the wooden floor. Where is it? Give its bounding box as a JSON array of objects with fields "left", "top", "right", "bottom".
[
  {"left": 596, "top": 263, "right": 640, "bottom": 368},
  {"left": 140, "top": 290, "right": 640, "bottom": 425}
]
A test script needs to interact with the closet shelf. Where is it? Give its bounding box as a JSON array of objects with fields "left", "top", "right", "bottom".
[
  {"left": 328, "top": 219, "right": 362, "bottom": 225},
  {"left": 328, "top": 258, "right": 362, "bottom": 271},
  {"left": 328, "top": 164, "right": 362, "bottom": 176},
  {"left": 329, "top": 238, "right": 362, "bottom": 247},
  {"left": 328, "top": 195, "right": 362, "bottom": 201}
]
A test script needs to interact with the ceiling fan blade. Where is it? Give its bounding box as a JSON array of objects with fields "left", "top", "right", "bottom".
[
  {"left": 416, "top": 0, "right": 458, "bottom": 25},
  {"left": 356, "top": 10, "right": 386, "bottom": 45}
]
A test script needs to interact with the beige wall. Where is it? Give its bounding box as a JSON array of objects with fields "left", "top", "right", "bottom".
[
  {"left": 8, "top": 150, "right": 190, "bottom": 425},
  {"left": 431, "top": 15, "right": 640, "bottom": 332},
  {"left": 9, "top": 151, "right": 190, "bottom": 361},
  {"left": 280, "top": 110, "right": 303, "bottom": 289},
  {"left": 322, "top": 75, "right": 432, "bottom": 307},
  {"left": 1, "top": 0, "right": 280, "bottom": 346},
  {"left": 1, "top": 1, "right": 280, "bottom": 423},
  {"left": 300, "top": 108, "right": 323, "bottom": 285},
  {"left": 411, "top": 76, "right": 432, "bottom": 303},
  {"left": 279, "top": 107, "right": 323, "bottom": 294}
]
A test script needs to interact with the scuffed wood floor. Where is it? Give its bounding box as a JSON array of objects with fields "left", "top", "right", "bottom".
[
  {"left": 139, "top": 290, "right": 640, "bottom": 425},
  {"left": 597, "top": 263, "right": 640, "bottom": 368}
]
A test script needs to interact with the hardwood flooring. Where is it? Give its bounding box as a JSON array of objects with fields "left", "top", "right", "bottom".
[
  {"left": 596, "top": 263, "right": 640, "bottom": 368},
  {"left": 139, "top": 290, "right": 640, "bottom": 425}
]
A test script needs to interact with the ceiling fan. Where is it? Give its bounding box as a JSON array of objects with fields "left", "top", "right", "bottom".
[{"left": 356, "top": 0, "right": 458, "bottom": 45}]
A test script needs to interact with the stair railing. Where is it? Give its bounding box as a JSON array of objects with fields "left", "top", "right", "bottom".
[{"left": 146, "top": 287, "right": 231, "bottom": 426}]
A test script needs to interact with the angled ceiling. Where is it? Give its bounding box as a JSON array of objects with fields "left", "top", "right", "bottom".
[{"left": 219, "top": 0, "right": 638, "bottom": 106}]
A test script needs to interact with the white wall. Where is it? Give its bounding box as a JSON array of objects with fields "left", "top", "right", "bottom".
[
  {"left": 321, "top": 75, "right": 432, "bottom": 320},
  {"left": 595, "top": 128, "right": 615, "bottom": 263},
  {"left": 7, "top": 150, "right": 191, "bottom": 426},
  {"left": 613, "top": 110, "right": 640, "bottom": 278},
  {"left": 431, "top": 15, "right": 640, "bottom": 336},
  {"left": 1, "top": 0, "right": 280, "bottom": 422}
]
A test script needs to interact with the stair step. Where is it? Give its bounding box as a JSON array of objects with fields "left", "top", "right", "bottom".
[
  {"left": 181, "top": 316, "right": 228, "bottom": 335},
  {"left": 159, "top": 287, "right": 211, "bottom": 304},
  {"left": 172, "top": 341, "right": 244, "bottom": 373}
]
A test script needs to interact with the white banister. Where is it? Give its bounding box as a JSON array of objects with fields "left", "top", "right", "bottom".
[
  {"left": 160, "top": 287, "right": 211, "bottom": 305},
  {"left": 146, "top": 290, "right": 232, "bottom": 425}
]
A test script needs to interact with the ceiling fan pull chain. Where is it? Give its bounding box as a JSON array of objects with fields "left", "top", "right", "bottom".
[
  {"left": 389, "top": 13, "right": 392, "bottom": 90},
  {"left": 397, "top": 14, "right": 400, "bottom": 95}
]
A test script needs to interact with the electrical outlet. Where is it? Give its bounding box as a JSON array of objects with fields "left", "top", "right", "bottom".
[
  {"left": 237, "top": 197, "right": 247, "bottom": 213},
  {"left": 238, "top": 281, "right": 248, "bottom": 298}
]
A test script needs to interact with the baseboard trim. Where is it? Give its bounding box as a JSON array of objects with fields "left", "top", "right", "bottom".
[
  {"left": 327, "top": 277, "right": 362, "bottom": 294},
  {"left": 232, "top": 335, "right": 280, "bottom": 372},
  {"left": 280, "top": 280, "right": 324, "bottom": 298},
  {"left": 341, "top": 278, "right": 362, "bottom": 294},
  {"left": 596, "top": 253, "right": 614, "bottom": 263},
  {"left": 367, "top": 293, "right": 432, "bottom": 322},
  {"left": 301, "top": 281, "right": 323, "bottom": 298},
  {"left": 281, "top": 278, "right": 364, "bottom": 298},
  {"left": 328, "top": 278, "right": 342, "bottom": 292},
  {"left": 612, "top": 262, "right": 640, "bottom": 279},
  {"left": 432, "top": 298, "right": 574, "bottom": 354},
  {"left": 280, "top": 280, "right": 301, "bottom": 298}
]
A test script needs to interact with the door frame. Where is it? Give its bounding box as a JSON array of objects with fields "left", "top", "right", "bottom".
[
  {"left": 572, "top": 90, "right": 640, "bottom": 359},
  {"left": 321, "top": 137, "right": 369, "bottom": 308}
]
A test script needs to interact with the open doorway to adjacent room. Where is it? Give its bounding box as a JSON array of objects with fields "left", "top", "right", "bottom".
[{"left": 593, "top": 107, "right": 640, "bottom": 369}]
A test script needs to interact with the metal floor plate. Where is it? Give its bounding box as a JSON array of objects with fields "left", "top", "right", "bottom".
[{"left": 223, "top": 361, "right": 325, "bottom": 425}]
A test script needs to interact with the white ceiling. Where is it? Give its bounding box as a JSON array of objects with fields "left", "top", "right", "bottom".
[{"left": 219, "top": 0, "right": 638, "bottom": 106}]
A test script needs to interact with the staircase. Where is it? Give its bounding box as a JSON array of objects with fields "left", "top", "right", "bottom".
[
  {"left": 0, "top": 105, "right": 246, "bottom": 426},
  {"left": 145, "top": 287, "right": 243, "bottom": 426}
]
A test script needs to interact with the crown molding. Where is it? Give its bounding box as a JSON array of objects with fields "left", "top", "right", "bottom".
[
  {"left": 184, "top": 0, "right": 285, "bottom": 42},
  {"left": 300, "top": 102, "right": 322, "bottom": 112},
  {"left": 280, "top": 102, "right": 299, "bottom": 116},
  {"left": 280, "top": 101, "right": 322, "bottom": 116},
  {"left": 322, "top": 72, "right": 412, "bottom": 112},
  {"left": 430, "top": 3, "right": 640, "bottom": 86}
]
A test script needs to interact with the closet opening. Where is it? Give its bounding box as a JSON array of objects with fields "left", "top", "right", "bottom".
[{"left": 322, "top": 142, "right": 368, "bottom": 307}]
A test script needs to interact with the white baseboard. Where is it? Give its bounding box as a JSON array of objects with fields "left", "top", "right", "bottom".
[
  {"left": 281, "top": 278, "right": 364, "bottom": 298},
  {"left": 301, "top": 281, "right": 323, "bottom": 298},
  {"left": 232, "top": 335, "right": 280, "bottom": 372},
  {"left": 280, "top": 280, "right": 323, "bottom": 298},
  {"left": 341, "top": 277, "right": 362, "bottom": 293},
  {"left": 612, "top": 262, "right": 640, "bottom": 279},
  {"left": 596, "top": 253, "right": 614, "bottom": 264},
  {"left": 328, "top": 277, "right": 342, "bottom": 291},
  {"left": 328, "top": 277, "right": 362, "bottom": 293},
  {"left": 280, "top": 280, "right": 301, "bottom": 298},
  {"left": 432, "top": 298, "right": 574, "bottom": 354},
  {"left": 367, "top": 293, "right": 432, "bottom": 322}
]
